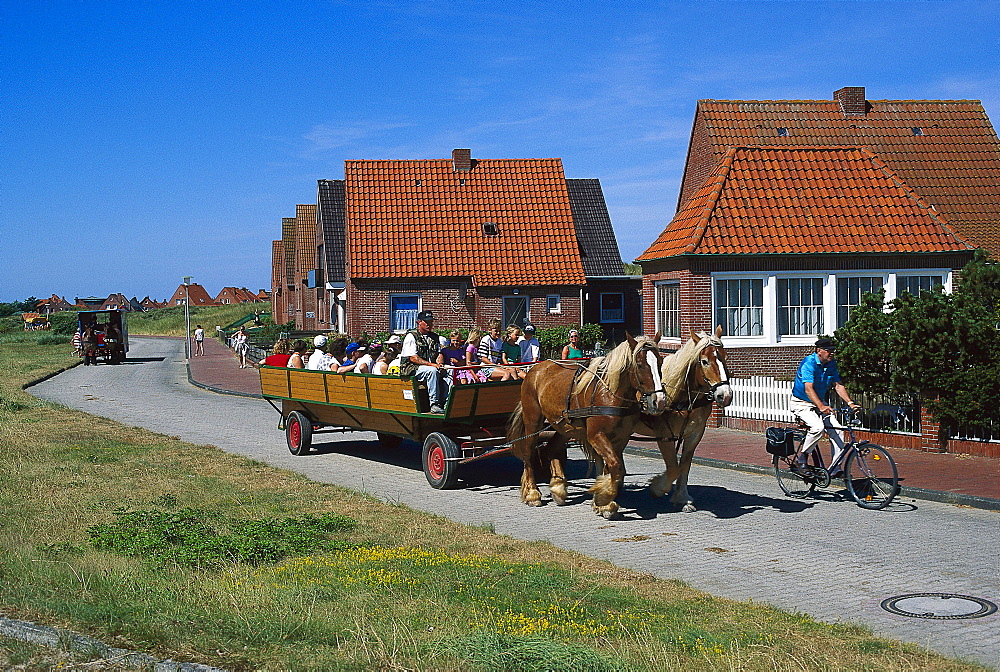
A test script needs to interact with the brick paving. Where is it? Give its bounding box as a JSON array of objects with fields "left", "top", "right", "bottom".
[{"left": 29, "top": 337, "right": 1000, "bottom": 668}]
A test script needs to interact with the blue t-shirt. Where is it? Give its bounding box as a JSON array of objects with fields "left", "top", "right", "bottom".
[{"left": 792, "top": 352, "right": 840, "bottom": 403}]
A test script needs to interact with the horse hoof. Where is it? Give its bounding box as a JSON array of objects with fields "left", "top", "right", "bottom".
[
  {"left": 551, "top": 494, "right": 567, "bottom": 506},
  {"left": 526, "top": 499, "right": 542, "bottom": 507},
  {"left": 592, "top": 502, "right": 619, "bottom": 519},
  {"left": 681, "top": 503, "right": 697, "bottom": 513}
]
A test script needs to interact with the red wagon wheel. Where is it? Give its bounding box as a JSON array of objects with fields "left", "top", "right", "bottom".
[
  {"left": 285, "top": 411, "right": 313, "bottom": 456},
  {"left": 422, "top": 432, "right": 459, "bottom": 489}
]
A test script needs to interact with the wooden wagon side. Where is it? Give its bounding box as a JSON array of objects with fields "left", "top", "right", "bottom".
[{"left": 259, "top": 366, "right": 523, "bottom": 489}]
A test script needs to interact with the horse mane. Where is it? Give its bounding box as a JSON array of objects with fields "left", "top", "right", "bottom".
[
  {"left": 660, "top": 331, "right": 719, "bottom": 406},
  {"left": 572, "top": 336, "right": 655, "bottom": 396}
]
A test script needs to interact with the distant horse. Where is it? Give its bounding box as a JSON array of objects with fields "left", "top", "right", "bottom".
[
  {"left": 81, "top": 325, "right": 98, "bottom": 366},
  {"left": 634, "top": 327, "right": 733, "bottom": 512},
  {"left": 508, "top": 333, "right": 667, "bottom": 519}
]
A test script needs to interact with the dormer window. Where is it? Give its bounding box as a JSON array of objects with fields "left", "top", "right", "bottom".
[
  {"left": 415, "top": 179, "right": 422, "bottom": 186},
  {"left": 911, "top": 127, "right": 924, "bottom": 136},
  {"left": 482, "top": 222, "right": 499, "bottom": 236},
  {"left": 777, "top": 127, "right": 789, "bottom": 137}
]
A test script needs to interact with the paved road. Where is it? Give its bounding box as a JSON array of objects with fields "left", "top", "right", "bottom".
[{"left": 30, "top": 337, "right": 1000, "bottom": 669}]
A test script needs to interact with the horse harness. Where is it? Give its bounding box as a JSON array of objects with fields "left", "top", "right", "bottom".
[{"left": 555, "top": 344, "right": 660, "bottom": 429}]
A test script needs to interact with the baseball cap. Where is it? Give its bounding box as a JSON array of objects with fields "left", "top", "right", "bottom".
[
  {"left": 568, "top": 329, "right": 579, "bottom": 337},
  {"left": 345, "top": 342, "right": 360, "bottom": 356},
  {"left": 815, "top": 337, "right": 837, "bottom": 352},
  {"left": 524, "top": 324, "right": 536, "bottom": 333},
  {"left": 417, "top": 309, "right": 434, "bottom": 322},
  {"left": 313, "top": 334, "right": 328, "bottom": 347}
]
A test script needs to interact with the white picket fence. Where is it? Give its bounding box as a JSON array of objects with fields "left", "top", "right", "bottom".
[{"left": 724, "top": 376, "right": 795, "bottom": 423}]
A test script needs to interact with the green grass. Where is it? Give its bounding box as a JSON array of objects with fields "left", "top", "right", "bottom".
[
  {"left": 0, "top": 341, "right": 985, "bottom": 671},
  {"left": 126, "top": 302, "right": 270, "bottom": 337}
]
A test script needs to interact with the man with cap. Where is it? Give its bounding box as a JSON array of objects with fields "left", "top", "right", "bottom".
[
  {"left": 518, "top": 323, "right": 541, "bottom": 362},
  {"left": 789, "top": 337, "right": 860, "bottom": 475},
  {"left": 400, "top": 310, "right": 451, "bottom": 414},
  {"left": 306, "top": 334, "right": 333, "bottom": 371}
]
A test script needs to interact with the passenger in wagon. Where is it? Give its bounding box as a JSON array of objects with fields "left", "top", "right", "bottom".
[
  {"left": 518, "top": 323, "right": 541, "bottom": 362},
  {"left": 287, "top": 340, "right": 308, "bottom": 368},
  {"left": 352, "top": 341, "right": 375, "bottom": 373},
  {"left": 500, "top": 326, "right": 528, "bottom": 379},
  {"left": 400, "top": 310, "right": 451, "bottom": 414},
  {"left": 260, "top": 339, "right": 291, "bottom": 367},
  {"left": 306, "top": 335, "right": 333, "bottom": 371},
  {"left": 373, "top": 342, "right": 401, "bottom": 376},
  {"left": 459, "top": 329, "right": 488, "bottom": 384},
  {"left": 476, "top": 320, "right": 514, "bottom": 381}
]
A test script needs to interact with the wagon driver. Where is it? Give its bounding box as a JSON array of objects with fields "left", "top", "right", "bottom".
[
  {"left": 400, "top": 310, "right": 451, "bottom": 414},
  {"left": 789, "top": 337, "right": 860, "bottom": 475}
]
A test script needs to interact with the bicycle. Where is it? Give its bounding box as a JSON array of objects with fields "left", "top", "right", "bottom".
[{"left": 767, "top": 408, "right": 899, "bottom": 509}]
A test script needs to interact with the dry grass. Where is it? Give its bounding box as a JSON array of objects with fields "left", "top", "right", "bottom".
[{"left": 0, "top": 341, "right": 985, "bottom": 671}]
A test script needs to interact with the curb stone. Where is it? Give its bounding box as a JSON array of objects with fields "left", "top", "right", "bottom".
[{"left": 0, "top": 614, "right": 226, "bottom": 671}]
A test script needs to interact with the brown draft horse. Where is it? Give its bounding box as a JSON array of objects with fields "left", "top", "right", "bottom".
[
  {"left": 634, "top": 326, "right": 733, "bottom": 512},
  {"left": 508, "top": 333, "right": 667, "bottom": 519}
]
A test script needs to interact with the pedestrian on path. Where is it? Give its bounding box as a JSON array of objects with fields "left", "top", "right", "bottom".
[
  {"left": 233, "top": 327, "right": 250, "bottom": 368},
  {"left": 193, "top": 324, "right": 205, "bottom": 356}
]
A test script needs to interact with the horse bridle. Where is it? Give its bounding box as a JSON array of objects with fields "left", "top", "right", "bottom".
[{"left": 630, "top": 342, "right": 664, "bottom": 408}]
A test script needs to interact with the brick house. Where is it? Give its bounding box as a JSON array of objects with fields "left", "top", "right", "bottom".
[
  {"left": 214, "top": 286, "right": 262, "bottom": 305},
  {"left": 274, "top": 149, "right": 640, "bottom": 339},
  {"left": 639, "top": 145, "right": 976, "bottom": 377},
  {"left": 640, "top": 87, "right": 998, "bottom": 378},
  {"left": 167, "top": 283, "right": 218, "bottom": 307}
]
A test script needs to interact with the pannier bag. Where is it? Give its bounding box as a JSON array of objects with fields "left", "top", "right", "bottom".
[{"left": 765, "top": 427, "right": 798, "bottom": 457}]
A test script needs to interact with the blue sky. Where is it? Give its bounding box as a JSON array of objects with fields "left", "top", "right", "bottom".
[{"left": 2, "top": 0, "right": 999, "bottom": 303}]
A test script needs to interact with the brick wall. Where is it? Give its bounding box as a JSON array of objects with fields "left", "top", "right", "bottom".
[
  {"left": 294, "top": 204, "right": 318, "bottom": 330},
  {"left": 642, "top": 268, "right": 712, "bottom": 339},
  {"left": 345, "top": 281, "right": 586, "bottom": 336},
  {"left": 677, "top": 108, "right": 716, "bottom": 211}
]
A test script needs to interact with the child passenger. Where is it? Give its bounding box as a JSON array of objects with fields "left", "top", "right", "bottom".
[{"left": 500, "top": 326, "right": 528, "bottom": 379}]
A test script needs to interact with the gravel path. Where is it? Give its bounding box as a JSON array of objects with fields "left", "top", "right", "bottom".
[{"left": 29, "top": 336, "right": 1000, "bottom": 669}]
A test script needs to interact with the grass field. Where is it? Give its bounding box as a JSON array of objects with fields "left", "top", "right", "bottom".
[
  {"left": 125, "top": 303, "right": 272, "bottom": 337},
  {"left": 0, "top": 338, "right": 984, "bottom": 671}
]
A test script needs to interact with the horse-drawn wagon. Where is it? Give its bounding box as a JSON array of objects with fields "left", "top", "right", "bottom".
[{"left": 259, "top": 366, "right": 522, "bottom": 489}]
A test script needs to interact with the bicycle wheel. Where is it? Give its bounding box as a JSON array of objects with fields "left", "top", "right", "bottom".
[
  {"left": 774, "top": 454, "right": 814, "bottom": 499},
  {"left": 845, "top": 444, "right": 898, "bottom": 510}
]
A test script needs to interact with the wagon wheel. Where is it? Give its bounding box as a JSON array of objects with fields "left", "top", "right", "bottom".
[
  {"left": 422, "top": 432, "right": 459, "bottom": 489},
  {"left": 377, "top": 433, "right": 403, "bottom": 450},
  {"left": 285, "top": 411, "right": 313, "bottom": 456}
]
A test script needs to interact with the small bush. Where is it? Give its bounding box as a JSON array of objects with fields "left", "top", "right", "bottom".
[{"left": 88, "top": 508, "right": 357, "bottom": 568}]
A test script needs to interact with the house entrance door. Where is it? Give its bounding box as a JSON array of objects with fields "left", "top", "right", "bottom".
[{"left": 502, "top": 296, "right": 528, "bottom": 329}]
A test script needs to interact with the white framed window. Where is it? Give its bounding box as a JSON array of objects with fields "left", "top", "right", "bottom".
[
  {"left": 547, "top": 294, "right": 561, "bottom": 314},
  {"left": 600, "top": 293, "right": 624, "bottom": 323},
  {"left": 777, "top": 277, "right": 824, "bottom": 336},
  {"left": 390, "top": 294, "right": 420, "bottom": 332},
  {"left": 897, "top": 274, "right": 944, "bottom": 297},
  {"left": 655, "top": 282, "right": 680, "bottom": 338},
  {"left": 715, "top": 278, "right": 764, "bottom": 337},
  {"left": 710, "top": 268, "right": 951, "bottom": 346},
  {"left": 837, "top": 276, "right": 885, "bottom": 327}
]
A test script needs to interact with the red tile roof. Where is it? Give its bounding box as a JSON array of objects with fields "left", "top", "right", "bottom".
[
  {"left": 681, "top": 95, "right": 1000, "bottom": 255},
  {"left": 344, "top": 157, "right": 586, "bottom": 286},
  {"left": 638, "top": 146, "right": 973, "bottom": 260}
]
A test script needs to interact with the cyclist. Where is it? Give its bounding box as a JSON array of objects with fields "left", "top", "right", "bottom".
[{"left": 789, "top": 337, "right": 860, "bottom": 476}]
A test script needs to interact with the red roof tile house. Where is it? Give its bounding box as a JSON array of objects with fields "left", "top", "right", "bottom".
[
  {"left": 638, "top": 145, "right": 975, "bottom": 377},
  {"left": 167, "top": 283, "right": 218, "bottom": 307},
  {"left": 276, "top": 149, "right": 640, "bottom": 339},
  {"left": 214, "top": 287, "right": 263, "bottom": 305},
  {"left": 677, "top": 87, "right": 1000, "bottom": 257}
]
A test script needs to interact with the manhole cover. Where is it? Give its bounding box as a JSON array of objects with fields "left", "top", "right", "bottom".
[{"left": 881, "top": 593, "right": 997, "bottom": 620}]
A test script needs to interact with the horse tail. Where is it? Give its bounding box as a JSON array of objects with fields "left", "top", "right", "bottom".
[{"left": 507, "top": 402, "right": 525, "bottom": 442}]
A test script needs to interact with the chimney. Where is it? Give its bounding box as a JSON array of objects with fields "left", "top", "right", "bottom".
[
  {"left": 834, "top": 87, "right": 867, "bottom": 116},
  {"left": 452, "top": 148, "right": 472, "bottom": 172}
]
